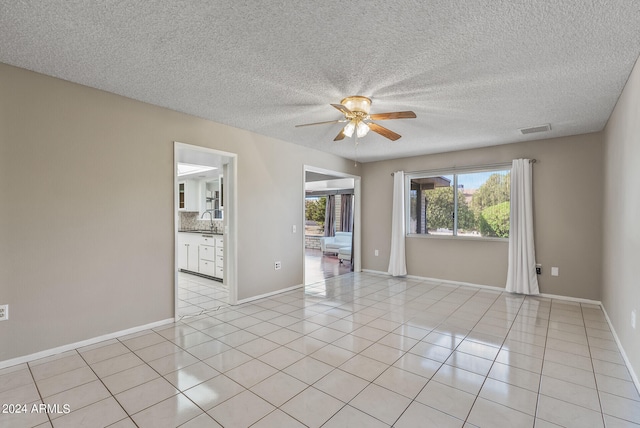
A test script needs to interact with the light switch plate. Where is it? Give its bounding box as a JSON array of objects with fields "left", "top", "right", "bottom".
[{"left": 551, "top": 267, "right": 559, "bottom": 276}]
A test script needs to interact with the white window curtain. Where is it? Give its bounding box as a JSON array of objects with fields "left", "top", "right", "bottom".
[
  {"left": 388, "top": 171, "right": 407, "bottom": 276},
  {"left": 506, "top": 159, "right": 539, "bottom": 295}
]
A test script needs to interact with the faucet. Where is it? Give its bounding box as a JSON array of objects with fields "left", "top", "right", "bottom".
[{"left": 201, "top": 210, "right": 215, "bottom": 231}]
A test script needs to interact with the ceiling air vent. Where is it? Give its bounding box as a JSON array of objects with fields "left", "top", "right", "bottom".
[{"left": 520, "top": 124, "right": 551, "bottom": 135}]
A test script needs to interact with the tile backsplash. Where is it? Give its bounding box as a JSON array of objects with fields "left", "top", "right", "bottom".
[{"left": 179, "top": 212, "right": 223, "bottom": 232}]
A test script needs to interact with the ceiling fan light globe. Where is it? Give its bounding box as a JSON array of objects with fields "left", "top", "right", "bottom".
[
  {"left": 343, "top": 121, "right": 356, "bottom": 137},
  {"left": 356, "top": 121, "right": 370, "bottom": 138}
]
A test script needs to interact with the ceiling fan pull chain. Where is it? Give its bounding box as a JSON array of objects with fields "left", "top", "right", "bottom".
[{"left": 354, "top": 136, "right": 358, "bottom": 167}]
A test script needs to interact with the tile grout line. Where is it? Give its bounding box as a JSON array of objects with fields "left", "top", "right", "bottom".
[
  {"left": 25, "top": 359, "right": 53, "bottom": 427},
  {"left": 175, "top": 304, "right": 347, "bottom": 426},
  {"left": 397, "top": 285, "right": 492, "bottom": 426},
  {"left": 113, "top": 333, "right": 231, "bottom": 427},
  {"left": 252, "top": 279, "right": 395, "bottom": 425},
  {"left": 177, "top": 272, "right": 229, "bottom": 318},
  {"left": 536, "top": 302, "right": 621, "bottom": 425},
  {"left": 73, "top": 276, "right": 364, "bottom": 426},
  {"left": 580, "top": 302, "right": 607, "bottom": 428},
  {"left": 242, "top": 275, "right": 394, "bottom": 426},
  {"left": 323, "top": 278, "right": 469, "bottom": 427},
  {"left": 536, "top": 302, "right": 630, "bottom": 427},
  {"left": 8, "top": 272, "right": 629, "bottom": 427},
  {"left": 532, "top": 295, "right": 553, "bottom": 426},
  {"left": 245, "top": 277, "right": 458, "bottom": 427},
  {"left": 383, "top": 285, "right": 513, "bottom": 426},
  {"left": 74, "top": 348, "right": 141, "bottom": 428},
  {"left": 460, "top": 291, "right": 528, "bottom": 425}
]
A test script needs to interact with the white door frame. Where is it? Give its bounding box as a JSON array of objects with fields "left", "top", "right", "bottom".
[
  {"left": 303, "top": 165, "right": 362, "bottom": 281},
  {"left": 174, "top": 142, "right": 238, "bottom": 321}
]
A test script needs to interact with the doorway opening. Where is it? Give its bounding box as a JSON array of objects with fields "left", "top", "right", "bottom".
[
  {"left": 174, "top": 142, "right": 237, "bottom": 319},
  {"left": 303, "top": 166, "right": 361, "bottom": 285}
]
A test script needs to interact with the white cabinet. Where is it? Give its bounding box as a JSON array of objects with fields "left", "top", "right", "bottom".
[
  {"left": 178, "top": 232, "right": 223, "bottom": 280},
  {"left": 199, "top": 243, "right": 215, "bottom": 276},
  {"left": 178, "top": 180, "right": 199, "bottom": 211},
  {"left": 199, "top": 258, "right": 215, "bottom": 276},
  {"left": 204, "top": 236, "right": 224, "bottom": 280},
  {"left": 178, "top": 233, "right": 199, "bottom": 271},
  {"left": 214, "top": 237, "right": 224, "bottom": 279},
  {"left": 201, "top": 235, "right": 216, "bottom": 246},
  {"left": 199, "top": 243, "right": 215, "bottom": 261}
]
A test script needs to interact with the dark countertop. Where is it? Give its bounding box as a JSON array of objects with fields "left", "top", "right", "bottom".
[{"left": 178, "top": 230, "right": 223, "bottom": 235}]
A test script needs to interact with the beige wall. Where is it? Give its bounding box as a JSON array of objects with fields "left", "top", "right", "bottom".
[
  {"left": 0, "top": 63, "right": 358, "bottom": 362},
  {"left": 361, "top": 133, "right": 603, "bottom": 300},
  {"left": 602, "top": 58, "right": 640, "bottom": 380}
]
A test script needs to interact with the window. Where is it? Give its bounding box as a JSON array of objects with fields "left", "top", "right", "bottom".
[{"left": 407, "top": 166, "right": 511, "bottom": 239}]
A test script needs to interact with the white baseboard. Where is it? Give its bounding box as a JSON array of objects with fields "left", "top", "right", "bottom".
[
  {"left": 235, "top": 283, "right": 305, "bottom": 305},
  {"left": 408, "top": 274, "right": 505, "bottom": 292},
  {"left": 537, "top": 292, "right": 602, "bottom": 306},
  {"left": 0, "top": 318, "right": 174, "bottom": 370},
  {"left": 600, "top": 306, "right": 640, "bottom": 395},
  {"left": 360, "top": 269, "right": 388, "bottom": 276}
]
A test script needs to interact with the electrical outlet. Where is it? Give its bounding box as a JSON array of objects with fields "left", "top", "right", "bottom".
[
  {"left": 292, "top": 225, "right": 296, "bottom": 233},
  {"left": 536, "top": 264, "right": 542, "bottom": 275},
  {"left": 0, "top": 304, "right": 8, "bottom": 321},
  {"left": 551, "top": 267, "right": 559, "bottom": 277},
  {"left": 375, "top": 250, "right": 379, "bottom": 256},
  {"left": 274, "top": 261, "right": 281, "bottom": 270},
  {"left": 632, "top": 310, "right": 636, "bottom": 329}
]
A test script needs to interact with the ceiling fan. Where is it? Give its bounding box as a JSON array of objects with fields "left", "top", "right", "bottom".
[{"left": 296, "top": 96, "right": 416, "bottom": 141}]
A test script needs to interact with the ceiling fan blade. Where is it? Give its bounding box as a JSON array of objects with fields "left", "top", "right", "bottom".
[
  {"left": 334, "top": 127, "right": 347, "bottom": 141},
  {"left": 331, "top": 103, "right": 353, "bottom": 116},
  {"left": 368, "top": 122, "right": 402, "bottom": 141},
  {"left": 369, "top": 111, "right": 417, "bottom": 120},
  {"left": 295, "top": 119, "right": 345, "bottom": 127}
]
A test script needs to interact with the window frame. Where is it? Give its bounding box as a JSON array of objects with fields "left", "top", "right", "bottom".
[{"left": 405, "top": 163, "right": 512, "bottom": 241}]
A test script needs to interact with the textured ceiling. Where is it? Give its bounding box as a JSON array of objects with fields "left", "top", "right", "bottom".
[{"left": 1, "top": 1, "right": 639, "bottom": 162}]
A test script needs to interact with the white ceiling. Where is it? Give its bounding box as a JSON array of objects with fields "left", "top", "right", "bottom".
[{"left": 2, "top": 1, "right": 639, "bottom": 162}]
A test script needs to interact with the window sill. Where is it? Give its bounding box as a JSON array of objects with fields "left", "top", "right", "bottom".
[{"left": 406, "top": 233, "right": 508, "bottom": 243}]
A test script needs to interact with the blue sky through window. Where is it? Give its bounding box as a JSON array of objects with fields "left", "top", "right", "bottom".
[{"left": 458, "top": 170, "right": 508, "bottom": 190}]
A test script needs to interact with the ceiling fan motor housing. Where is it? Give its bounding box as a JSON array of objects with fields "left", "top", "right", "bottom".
[{"left": 341, "top": 96, "right": 371, "bottom": 115}]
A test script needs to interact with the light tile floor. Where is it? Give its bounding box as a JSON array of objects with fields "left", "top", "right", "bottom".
[
  {"left": 304, "top": 249, "right": 351, "bottom": 285},
  {"left": 2, "top": 272, "right": 639, "bottom": 427},
  {"left": 178, "top": 272, "right": 229, "bottom": 317}
]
